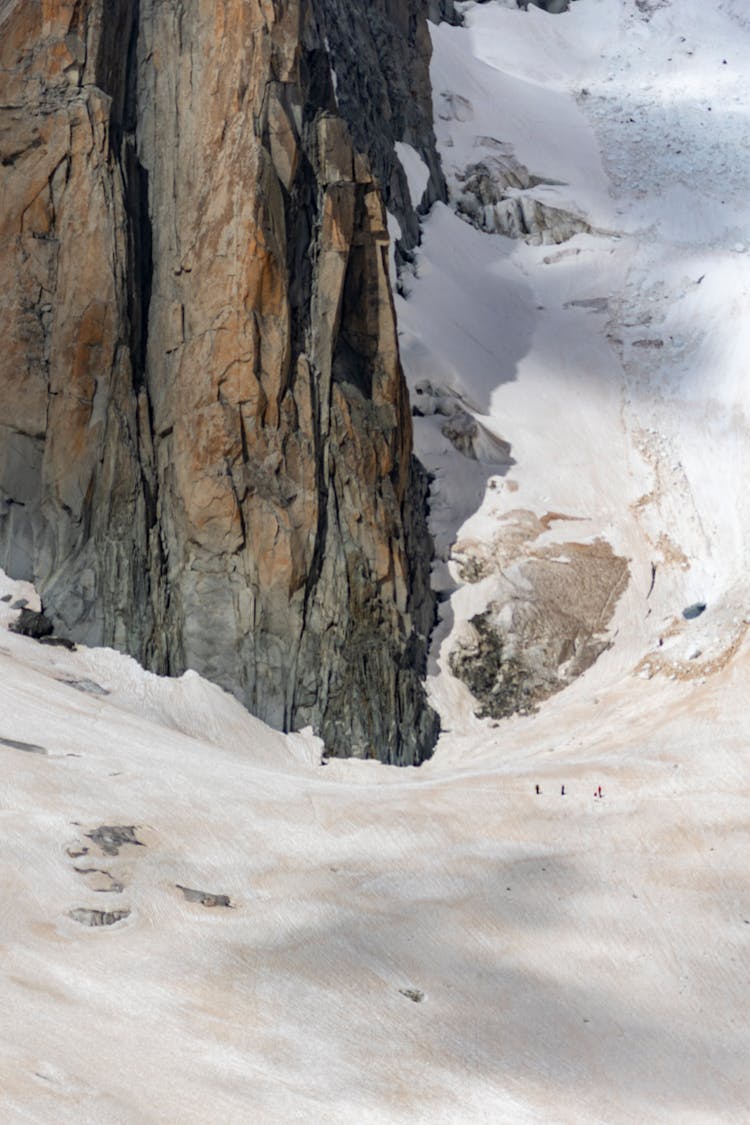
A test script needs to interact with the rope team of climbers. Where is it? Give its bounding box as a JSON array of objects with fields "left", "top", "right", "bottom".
[{"left": 534, "top": 784, "right": 605, "bottom": 797}]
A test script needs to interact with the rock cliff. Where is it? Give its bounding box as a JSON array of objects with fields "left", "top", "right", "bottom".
[{"left": 0, "top": 0, "right": 441, "bottom": 764}]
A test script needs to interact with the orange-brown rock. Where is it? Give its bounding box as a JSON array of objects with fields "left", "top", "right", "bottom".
[{"left": 0, "top": 0, "right": 440, "bottom": 763}]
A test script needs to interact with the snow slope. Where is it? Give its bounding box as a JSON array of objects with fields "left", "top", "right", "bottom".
[{"left": 2, "top": 1, "right": 750, "bottom": 1121}]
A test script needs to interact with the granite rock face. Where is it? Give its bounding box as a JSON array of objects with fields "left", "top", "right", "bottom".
[
  {"left": 428, "top": 0, "right": 462, "bottom": 26},
  {"left": 0, "top": 0, "right": 441, "bottom": 764},
  {"left": 320, "top": 0, "right": 446, "bottom": 251}
]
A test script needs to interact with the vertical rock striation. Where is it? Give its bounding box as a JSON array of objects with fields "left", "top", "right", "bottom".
[
  {"left": 0, "top": 0, "right": 155, "bottom": 657},
  {"left": 0, "top": 0, "right": 441, "bottom": 764}
]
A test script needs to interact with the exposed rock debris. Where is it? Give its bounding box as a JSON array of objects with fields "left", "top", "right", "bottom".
[
  {"left": 84, "top": 826, "right": 144, "bottom": 857},
  {"left": 0, "top": 735, "right": 47, "bottom": 755},
  {"left": 399, "top": 988, "right": 425, "bottom": 1003},
  {"left": 450, "top": 530, "right": 629, "bottom": 720},
  {"left": 176, "top": 886, "right": 233, "bottom": 909},
  {"left": 68, "top": 908, "right": 130, "bottom": 928},
  {"left": 454, "top": 155, "right": 592, "bottom": 244}
]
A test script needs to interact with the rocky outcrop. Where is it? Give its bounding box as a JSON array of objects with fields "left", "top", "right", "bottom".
[
  {"left": 412, "top": 381, "right": 513, "bottom": 464},
  {"left": 320, "top": 0, "right": 447, "bottom": 251},
  {"left": 428, "top": 0, "right": 462, "bottom": 26},
  {"left": 450, "top": 516, "right": 629, "bottom": 719},
  {"left": 0, "top": 0, "right": 440, "bottom": 764},
  {"left": 454, "top": 153, "right": 592, "bottom": 245}
]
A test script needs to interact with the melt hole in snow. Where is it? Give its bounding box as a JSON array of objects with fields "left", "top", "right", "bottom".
[
  {"left": 399, "top": 988, "right": 425, "bottom": 1003},
  {"left": 84, "top": 825, "right": 145, "bottom": 856},
  {"left": 68, "top": 908, "right": 130, "bottom": 928},
  {"left": 176, "top": 885, "right": 233, "bottom": 909}
]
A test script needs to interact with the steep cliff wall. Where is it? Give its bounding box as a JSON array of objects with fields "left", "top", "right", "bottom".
[
  {"left": 320, "top": 0, "right": 446, "bottom": 249},
  {"left": 0, "top": 0, "right": 154, "bottom": 656},
  {"left": 0, "top": 0, "right": 440, "bottom": 764}
]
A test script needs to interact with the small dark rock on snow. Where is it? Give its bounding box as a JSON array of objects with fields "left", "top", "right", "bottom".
[
  {"left": 85, "top": 825, "right": 144, "bottom": 856},
  {"left": 399, "top": 988, "right": 425, "bottom": 1003},
  {"left": 68, "top": 908, "right": 130, "bottom": 927},
  {"left": 10, "top": 607, "right": 53, "bottom": 639},
  {"left": 176, "top": 885, "right": 232, "bottom": 908},
  {"left": 0, "top": 735, "right": 47, "bottom": 754}
]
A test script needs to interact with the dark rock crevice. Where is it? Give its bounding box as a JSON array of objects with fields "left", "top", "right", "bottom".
[{"left": 318, "top": 0, "right": 447, "bottom": 252}]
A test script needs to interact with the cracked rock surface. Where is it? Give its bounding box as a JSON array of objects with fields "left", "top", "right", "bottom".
[{"left": 0, "top": 0, "right": 441, "bottom": 764}]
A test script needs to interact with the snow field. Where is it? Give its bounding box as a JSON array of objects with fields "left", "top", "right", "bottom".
[{"left": 3, "top": 1, "right": 750, "bottom": 1121}]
